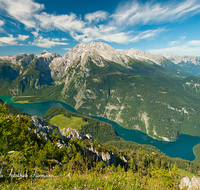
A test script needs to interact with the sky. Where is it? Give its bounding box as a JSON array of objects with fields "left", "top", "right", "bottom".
[{"left": 0, "top": 0, "right": 200, "bottom": 56}]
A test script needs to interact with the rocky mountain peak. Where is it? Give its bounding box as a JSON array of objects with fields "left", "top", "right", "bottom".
[
  {"left": 39, "top": 50, "right": 48, "bottom": 55},
  {"left": 120, "top": 48, "right": 165, "bottom": 65},
  {"left": 0, "top": 53, "right": 29, "bottom": 65},
  {"left": 50, "top": 42, "right": 130, "bottom": 76},
  {"left": 66, "top": 41, "right": 118, "bottom": 61},
  {"left": 165, "top": 54, "right": 200, "bottom": 65}
]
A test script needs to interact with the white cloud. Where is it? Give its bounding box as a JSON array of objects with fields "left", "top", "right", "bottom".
[
  {"left": 85, "top": 11, "right": 108, "bottom": 23},
  {"left": 70, "top": 24, "right": 132, "bottom": 43},
  {"left": 18, "top": 34, "right": 29, "bottom": 41},
  {"left": 181, "top": 36, "right": 186, "bottom": 40},
  {"left": 149, "top": 39, "right": 200, "bottom": 56},
  {"left": 52, "top": 38, "right": 60, "bottom": 42},
  {"left": 61, "top": 38, "right": 68, "bottom": 41},
  {"left": 168, "top": 36, "right": 186, "bottom": 46},
  {"left": 0, "top": 0, "right": 44, "bottom": 28},
  {"left": 0, "top": 34, "right": 29, "bottom": 46},
  {"left": 31, "top": 36, "right": 68, "bottom": 48},
  {"left": 187, "top": 40, "right": 200, "bottom": 46},
  {"left": 0, "top": 20, "right": 5, "bottom": 32},
  {"left": 0, "top": 20, "right": 4, "bottom": 26},
  {"left": 112, "top": 0, "right": 200, "bottom": 26},
  {"left": 0, "top": 0, "right": 169, "bottom": 44},
  {"left": 0, "top": 34, "right": 17, "bottom": 46},
  {"left": 131, "top": 28, "right": 164, "bottom": 42},
  {"left": 168, "top": 41, "right": 179, "bottom": 46},
  {"left": 101, "top": 33, "right": 130, "bottom": 43},
  {"left": 149, "top": 45, "right": 200, "bottom": 56},
  {"left": 1, "top": 0, "right": 200, "bottom": 46},
  {"left": 63, "top": 48, "right": 71, "bottom": 51},
  {"left": 34, "top": 12, "right": 85, "bottom": 32},
  {"left": 32, "top": 30, "right": 39, "bottom": 38}
]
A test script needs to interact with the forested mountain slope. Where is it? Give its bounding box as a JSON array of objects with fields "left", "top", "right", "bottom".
[{"left": 1, "top": 42, "right": 200, "bottom": 141}]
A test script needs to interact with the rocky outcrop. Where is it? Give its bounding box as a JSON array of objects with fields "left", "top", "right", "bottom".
[
  {"left": 85, "top": 134, "right": 94, "bottom": 142},
  {"left": 179, "top": 176, "right": 200, "bottom": 190},
  {"left": 60, "top": 127, "right": 94, "bottom": 142},
  {"left": 30, "top": 116, "right": 62, "bottom": 142},
  {"left": 88, "top": 145, "right": 117, "bottom": 166},
  {"left": 29, "top": 115, "right": 120, "bottom": 166},
  {"left": 60, "top": 127, "right": 84, "bottom": 140},
  {"left": 30, "top": 116, "right": 94, "bottom": 144}
]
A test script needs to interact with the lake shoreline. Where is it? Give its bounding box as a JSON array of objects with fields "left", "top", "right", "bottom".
[{"left": 0, "top": 95, "right": 200, "bottom": 161}]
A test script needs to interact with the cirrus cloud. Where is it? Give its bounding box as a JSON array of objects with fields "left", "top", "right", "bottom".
[
  {"left": 31, "top": 35, "right": 68, "bottom": 48},
  {"left": 84, "top": 11, "right": 108, "bottom": 23},
  {"left": 1, "top": 0, "right": 200, "bottom": 46},
  {"left": 0, "top": 0, "right": 44, "bottom": 28},
  {"left": 112, "top": 0, "right": 200, "bottom": 26}
]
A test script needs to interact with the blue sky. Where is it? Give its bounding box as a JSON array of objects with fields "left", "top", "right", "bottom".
[{"left": 0, "top": 0, "right": 200, "bottom": 56}]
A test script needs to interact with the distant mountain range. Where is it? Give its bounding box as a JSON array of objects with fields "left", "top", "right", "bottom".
[{"left": 1, "top": 42, "right": 200, "bottom": 141}]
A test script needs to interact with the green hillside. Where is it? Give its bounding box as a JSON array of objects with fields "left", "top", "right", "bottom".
[
  {"left": 44, "top": 106, "right": 200, "bottom": 172},
  {"left": 1, "top": 103, "right": 200, "bottom": 189},
  {"left": 0, "top": 99, "right": 27, "bottom": 115},
  {"left": 43, "top": 107, "right": 121, "bottom": 144},
  {"left": 59, "top": 72, "right": 200, "bottom": 141}
]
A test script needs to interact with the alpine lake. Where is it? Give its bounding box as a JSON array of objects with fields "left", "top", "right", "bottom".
[{"left": 1, "top": 95, "right": 200, "bottom": 161}]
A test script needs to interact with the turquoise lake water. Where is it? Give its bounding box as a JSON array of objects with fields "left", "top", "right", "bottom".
[{"left": 1, "top": 95, "right": 200, "bottom": 161}]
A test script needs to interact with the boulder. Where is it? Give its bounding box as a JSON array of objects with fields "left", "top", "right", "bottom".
[{"left": 179, "top": 176, "right": 200, "bottom": 190}]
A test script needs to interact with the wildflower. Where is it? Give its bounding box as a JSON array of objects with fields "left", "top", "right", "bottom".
[
  {"left": 100, "top": 167, "right": 102, "bottom": 170},
  {"left": 106, "top": 176, "right": 108, "bottom": 180},
  {"left": 42, "top": 162, "right": 44, "bottom": 164}
]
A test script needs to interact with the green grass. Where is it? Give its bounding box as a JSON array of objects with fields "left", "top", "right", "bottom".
[
  {"left": 15, "top": 100, "right": 29, "bottom": 103},
  {"left": 50, "top": 114, "right": 88, "bottom": 130},
  {"left": 193, "top": 143, "right": 200, "bottom": 163},
  {"left": 0, "top": 169, "right": 181, "bottom": 190},
  {"left": 179, "top": 169, "right": 194, "bottom": 178}
]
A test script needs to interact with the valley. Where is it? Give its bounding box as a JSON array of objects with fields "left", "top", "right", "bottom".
[
  {"left": 1, "top": 42, "right": 200, "bottom": 142},
  {"left": 1, "top": 95, "right": 200, "bottom": 162}
]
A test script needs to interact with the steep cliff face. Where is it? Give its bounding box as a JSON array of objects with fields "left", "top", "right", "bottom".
[
  {"left": 0, "top": 64, "right": 18, "bottom": 81},
  {"left": 0, "top": 51, "right": 60, "bottom": 94}
]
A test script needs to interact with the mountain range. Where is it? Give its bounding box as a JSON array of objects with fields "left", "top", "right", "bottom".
[{"left": 1, "top": 42, "right": 200, "bottom": 141}]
